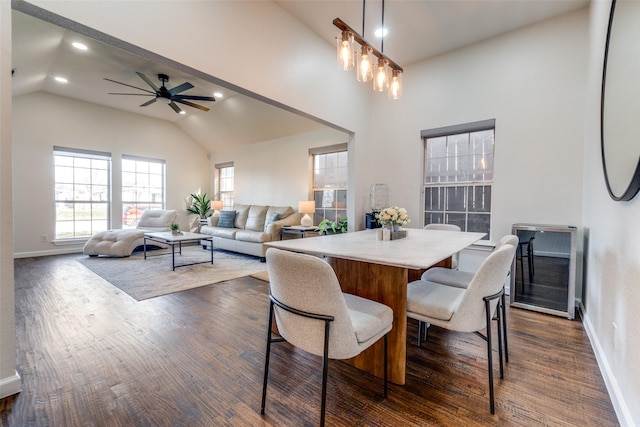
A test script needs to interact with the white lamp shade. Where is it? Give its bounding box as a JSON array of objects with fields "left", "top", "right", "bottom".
[
  {"left": 211, "top": 200, "right": 224, "bottom": 210},
  {"left": 299, "top": 201, "right": 315, "bottom": 226}
]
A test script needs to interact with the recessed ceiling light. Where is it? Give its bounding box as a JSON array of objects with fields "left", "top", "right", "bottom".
[
  {"left": 214, "top": 92, "right": 223, "bottom": 98},
  {"left": 179, "top": 111, "right": 186, "bottom": 115},
  {"left": 54, "top": 76, "right": 68, "bottom": 83},
  {"left": 374, "top": 28, "right": 388, "bottom": 38},
  {"left": 72, "top": 42, "right": 88, "bottom": 51}
]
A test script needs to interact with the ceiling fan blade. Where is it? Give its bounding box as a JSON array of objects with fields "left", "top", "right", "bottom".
[
  {"left": 168, "top": 101, "right": 182, "bottom": 114},
  {"left": 104, "top": 78, "right": 155, "bottom": 94},
  {"left": 168, "top": 82, "right": 194, "bottom": 96},
  {"left": 174, "top": 99, "right": 210, "bottom": 112},
  {"left": 140, "top": 98, "right": 157, "bottom": 107},
  {"left": 108, "top": 92, "right": 155, "bottom": 96},
  {"left": 136, "top": 72, "right": 160, "bottom": 92},
  {"left": 173, "top": 94, "right": 216, "bottom": 102}
]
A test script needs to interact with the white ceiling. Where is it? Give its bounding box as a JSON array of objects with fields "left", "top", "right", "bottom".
[
  {"left": 275, "top": 0, "right": 589, "bottom": 67},
  {"left": 11, "top": 0, "right": 589, "bottom": 152}
]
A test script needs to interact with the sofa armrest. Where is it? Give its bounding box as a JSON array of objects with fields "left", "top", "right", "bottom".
[
  {"left": 265, "top": 212, "right": 304, "bottom": 240},
  {"left": 208, "top": 215, "right": 220, "bottom": 227}
]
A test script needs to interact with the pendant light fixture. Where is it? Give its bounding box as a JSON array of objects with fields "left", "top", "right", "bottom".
[
  {"left": 336, "top": 30, "right": 355, "bottom": 71},
  {"left": 334, "top": 0, "right": 403, "bottom": 99}
]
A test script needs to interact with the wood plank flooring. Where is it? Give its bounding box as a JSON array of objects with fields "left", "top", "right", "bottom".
[{"left": 2, "top": 254, "right": 618, "bottom": 426}]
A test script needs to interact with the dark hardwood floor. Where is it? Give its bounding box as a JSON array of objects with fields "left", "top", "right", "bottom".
[{"left": 2, "top": 254, "right": 618, "bottom": 426}]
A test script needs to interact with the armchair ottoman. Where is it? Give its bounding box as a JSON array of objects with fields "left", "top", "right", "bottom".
[{"left": 83, "top": 209, "right": 177, "bottom": 257}]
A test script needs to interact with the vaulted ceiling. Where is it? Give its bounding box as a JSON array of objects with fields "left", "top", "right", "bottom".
[{"left": 11, "top": 0, "right": 589, "bottom": 152}]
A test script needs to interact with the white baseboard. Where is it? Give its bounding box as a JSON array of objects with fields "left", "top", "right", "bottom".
[
  {"left": 0, "top": 371, "right": 22, "bottom": 399},
  {"left": 579, "top": 302, "right": 634, "bottom": 427},
  {"left": 14, "top": 247, "right": 83, "bottom": 258}
]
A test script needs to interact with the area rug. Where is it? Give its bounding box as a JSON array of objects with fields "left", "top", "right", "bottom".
[
  {"left": 249, "top": 270, "right": 270, "bottom": 282},
  {"left": 77, "top": 247, "right": 267, "bottom": 301}
]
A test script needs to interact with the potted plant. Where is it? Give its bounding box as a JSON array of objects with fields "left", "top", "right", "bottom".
[
  {"left": 317, "top": 217, "right": 348, "bottom": 235},
  {"left": 170, "top": 222, "right": 181, "bottom": 235},
  {"left": 186, "top": 193, "right": 212, "bottom": 219}
]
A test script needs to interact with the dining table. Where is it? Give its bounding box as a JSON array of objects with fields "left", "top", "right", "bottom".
[{"left": 265, "top": 227, "right": 486, "bottom": 385}]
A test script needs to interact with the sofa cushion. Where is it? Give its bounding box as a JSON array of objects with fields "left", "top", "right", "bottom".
[
  {"left": 235, "top": 229, "right": 272, "bottom": 243},
  {"left": 264, "top": 213, "right": 280, "bottom": 232},
  {"left": 245, "top": 205, "right": 269, "bottom": 232},
  {"left": 233, "top": 204, "right": 251, "bottom": 229},
  {"left": 217, "top": 210, "right": 237, "bottom": 228},
  {"left": 206, "top": 227, "right": 237, "bottom": 239},
  {"left": 266, "top": 206, "right": 294, "bottom": 220}
]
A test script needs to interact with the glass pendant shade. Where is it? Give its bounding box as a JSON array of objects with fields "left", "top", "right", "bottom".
[
  {"left": 336, "top": 31, "right": 355, "bottom": 71},
  {"left": 356, "top": 46, "right": 374, "bottom": 82},
  {"left": 388, "top": 69, "right": 403, "bottom": 100},
  {"left": 373, "top": 58, "right": 389, "bottom": 92}
]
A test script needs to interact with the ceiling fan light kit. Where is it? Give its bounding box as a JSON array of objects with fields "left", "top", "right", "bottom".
[
  {"left": 104, "top": 72, "right": 215, "bottom": 114},
  {"left": 334, "top": 0, "right": 403, "bottom": 100}
]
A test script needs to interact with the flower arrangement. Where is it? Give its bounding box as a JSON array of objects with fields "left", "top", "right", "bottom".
[{"left": 376, "top": 206, "right": 411, "bottom": 227}]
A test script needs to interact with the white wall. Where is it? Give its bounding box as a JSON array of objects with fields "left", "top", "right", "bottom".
[
  {"left": 0, "top": 0, "right": 21, "bottom": 400},
  {"left": 582, "top": 1, "right": 639, "bottom": 425},
  {"left": 210, "top": 127, "right": 349, "bottom": 209},
  {"left": 12, "top": 92, "right": 210, "bottom": 256},
  {"left": 367, "top": 9, "right": 587, "bottom": 242}
]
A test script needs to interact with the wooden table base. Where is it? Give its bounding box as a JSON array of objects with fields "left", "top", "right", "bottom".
[{"left": 327, "top": 256, "right": 451, "bottom": 385}]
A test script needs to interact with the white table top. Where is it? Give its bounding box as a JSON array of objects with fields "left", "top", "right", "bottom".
[
  {"left": 144, "top": 231, "right": 211, "bottom": 242},
  {"left": 265, "top": 228, "right": 486, "bottom": 270}
]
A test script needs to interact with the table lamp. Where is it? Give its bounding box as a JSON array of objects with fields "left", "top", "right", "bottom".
[
  {"left": 298, "top": 201, "right": 316, "bottom": 227},
  {"left": 211, "top": 200, "right": 224, "bottom": 214}
]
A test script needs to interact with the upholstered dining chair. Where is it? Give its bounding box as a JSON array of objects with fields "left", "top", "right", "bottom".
[
  {"left": 424, "top": 223, "right": 462, "bottom": 269},
  {"left": 421, "top": 234, "right": 519, "bottom": 289},
  {"left": 407, "top": 243, "right": 517, "bottom": 414},
  {"left": 417, "top": 234, "right": 519, "bottom": 349},
  {"left": 261, "top": 248, "right": 393, "bottom": 427}
]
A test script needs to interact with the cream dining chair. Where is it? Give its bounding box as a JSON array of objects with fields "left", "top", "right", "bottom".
[
  {"left": 423, "top": 223, "right": 462, "bottom": 269},
  {"left": 406, "top": 243, "right": 517, "bottom": 414},
  {"left": 261, "top": 248, "right": 393, "bottom": 427}
]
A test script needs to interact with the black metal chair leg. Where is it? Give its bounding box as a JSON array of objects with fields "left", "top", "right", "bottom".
[
  {"left": 485, "top": 299, "right": 495, "bottom": 415},
  {"left": 496, "top": 300, "right": 504, "bottom": 379},
  {"left": 383, "top": 334, "right": 388, "bottom": 398},
  {"left": 417, "top": 320, "right": 423, "bottom": 347},
  {"left": 320, "top": 320, "right": 331, "bottom": 427},
  {"left": 261, "top": 301, "right": 275, "bottom": 414},
  {"left": 501, "top": 293, "right": 509, "bottom": 363}
]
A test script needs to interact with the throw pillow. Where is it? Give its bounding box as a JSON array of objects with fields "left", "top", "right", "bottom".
[
  {"left": 263, "top": 213, "right": 280, "bottom": 232},
  {"left": 217, "top": 210, "right": 237, "bottom": 228}
]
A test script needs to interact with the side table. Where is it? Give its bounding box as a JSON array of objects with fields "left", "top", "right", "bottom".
[{"left": 279, "top": 225, "right": 319, "bottom": 240}]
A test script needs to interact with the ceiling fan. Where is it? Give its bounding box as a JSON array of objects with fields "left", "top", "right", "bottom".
[{"left": 104, "top": 72, "right": 215, "bottom": 113}]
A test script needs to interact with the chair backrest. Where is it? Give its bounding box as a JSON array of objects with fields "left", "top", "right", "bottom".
[
  {"left": 447, "top": 244, "right": 516, "bottom": 333},
  {"left": 266, "top": 248, "right": 361, "bottom": 359},
  {"left": 137, "top": 209, "right": 177, "bottom": 231},
  {"left": 494, "top": 234, "right": 518, "bottom": 251},
  {"left": 424, "top": 223, "right": 462, "bottom": 232}
]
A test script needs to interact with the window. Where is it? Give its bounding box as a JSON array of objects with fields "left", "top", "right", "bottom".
[
  {"left": 422, "top": 120, "right": 494, "bottom": 239},
  {"left": 54, "top": 147, "right": 110, "bottom": 240},
  {"left": 216, "top": 162, "right": 234, "bottom": 209},
  {"left": 122, "top": 156, "right": 165, "bottom": 228},
  {"left": 311, "top": 144, "right": 348, "bottom": 224}
]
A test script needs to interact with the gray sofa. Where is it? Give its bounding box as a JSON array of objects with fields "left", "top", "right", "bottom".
[{"left": 199, "top": 204, "right": 303, "bottom": 260}]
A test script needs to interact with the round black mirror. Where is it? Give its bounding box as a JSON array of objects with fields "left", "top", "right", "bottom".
[{"left": 601, "top": 0, "right": 640, "bottom": 201}]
